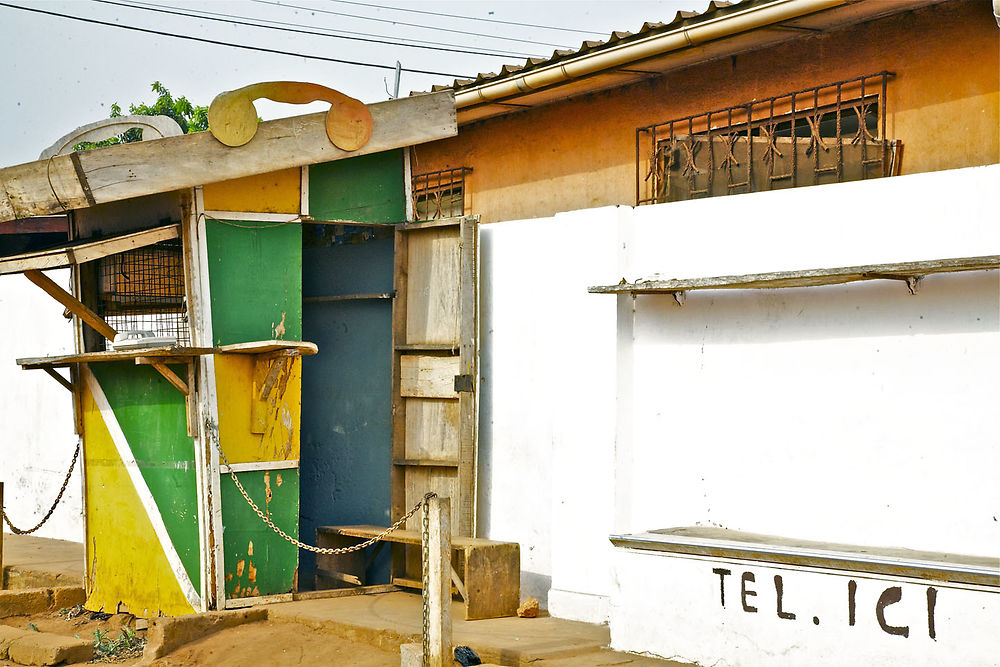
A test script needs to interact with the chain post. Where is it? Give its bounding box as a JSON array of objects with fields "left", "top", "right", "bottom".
[
  {"left": 422, "top": 495, "right": 451, "bottom": 667},
  {"left": 1, "top": 441, "right": 80, "bottom": 535}
]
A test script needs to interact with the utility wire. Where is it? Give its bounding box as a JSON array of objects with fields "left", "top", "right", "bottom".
[
  {"left": 331, "top": 0, "right": 607, "bottom": 36},
  {"left": 251, "top": 0, "right": 574, "bottom": 49},
  {"left": 92, "top": 0, "right": 545, "bottom": 59},
  {"left": 0, "top": 2, "right": 471, "bottom": 77}
]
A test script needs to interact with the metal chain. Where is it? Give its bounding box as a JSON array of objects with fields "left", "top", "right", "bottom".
[
  {"left": 214, "top": 437, "right": 431, "bottom": 555},
  {"left": 2, "top": 442, "right": 81, "bottom": 535},
  {"left": 421, "top": 498, "right": 431, "bottom": 667}
]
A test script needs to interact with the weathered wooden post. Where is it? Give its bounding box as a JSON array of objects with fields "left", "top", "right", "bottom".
[
  {"left": 1, "top": 481, "right": 5, "bottom": 590},
  {"left": 424, "top": 495, "right": 452, "bottom": 667}
]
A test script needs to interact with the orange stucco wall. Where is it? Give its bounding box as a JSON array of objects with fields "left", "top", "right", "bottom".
[{"left": 414, "top": 2, "right": 999, "bottom": 223}]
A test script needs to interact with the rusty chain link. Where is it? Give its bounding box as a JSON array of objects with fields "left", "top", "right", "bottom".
[
  {"left": 214, "top": 437, "right": 433, "bottom": 555},
  {"left": 2, "top": 442, "right": 81, "bottom": 535}
]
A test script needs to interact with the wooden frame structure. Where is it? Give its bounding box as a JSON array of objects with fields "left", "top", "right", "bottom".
[{"left": 0, "top": 91, "right": 462, "bottom": 616}]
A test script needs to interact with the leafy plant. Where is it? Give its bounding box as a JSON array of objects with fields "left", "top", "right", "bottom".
[
  {"left": 75, "top": 81, "right": 208, "bottom": 151},
  {"left": 93, "top": 626, "right": 145, "bottom": 661}
]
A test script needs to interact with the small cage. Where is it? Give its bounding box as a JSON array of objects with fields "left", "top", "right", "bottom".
[{"left": 97, "top": 241, "right": 189, "bottom": 347}]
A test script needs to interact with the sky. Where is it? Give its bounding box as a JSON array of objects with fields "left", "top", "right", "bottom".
[{"left": 0, "top": 0, "right": 699, "bottom": 167}]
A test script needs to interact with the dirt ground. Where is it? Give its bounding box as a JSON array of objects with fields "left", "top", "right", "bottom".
[
  {"left": 149, "top": 620, "right": 398, "bottom": 666},
  {"left": 0, "top": 611, "right": 398, "bottom": 666}
]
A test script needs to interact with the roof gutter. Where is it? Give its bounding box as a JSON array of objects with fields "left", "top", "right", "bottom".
[{"left": 454, "top": 0, "right": 846, "bottom": 109}]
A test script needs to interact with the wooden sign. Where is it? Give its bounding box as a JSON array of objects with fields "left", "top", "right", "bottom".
[{"left": 208, "top": 82, "right": 373, "bottom": 150}]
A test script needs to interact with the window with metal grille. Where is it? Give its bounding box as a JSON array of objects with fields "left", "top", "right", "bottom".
[
  {"left": 96, "top": 240, "right": 189, "bottom": 347},
  {"left": 412, "top": 167, "right": 471, "bottom": 221},
  {"left": 637, "top": 72, "right": 898, "bottom": 205}
]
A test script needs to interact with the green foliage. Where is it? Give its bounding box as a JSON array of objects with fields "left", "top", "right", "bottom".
[
  {"left": 75, "top": 81, "right": 208, "bottom": 151},
  {"left": 93, "top": 626, "right": 145, "bottom": 661}
]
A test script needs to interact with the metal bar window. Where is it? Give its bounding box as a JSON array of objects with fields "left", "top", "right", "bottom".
[
  {"left": 412, "top": 167, "right": 472, "bottom": 221},
  {"left": 637, "top": 71, "right": 895, "bottom": 205}
]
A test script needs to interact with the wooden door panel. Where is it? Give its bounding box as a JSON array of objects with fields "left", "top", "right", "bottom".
[{"left": 392, "top": 217, "right": 477, "bottom": 550}]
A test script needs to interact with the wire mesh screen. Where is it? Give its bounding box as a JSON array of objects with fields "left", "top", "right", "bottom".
[{"left": 97, "top": 241, "right": 189, "bottom": 347}]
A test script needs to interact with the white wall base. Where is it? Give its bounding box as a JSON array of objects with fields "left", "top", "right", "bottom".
[
  {"left": 548, "top": 589, "right": 610, "bottom": 625},
  {"left": 610, "top": 548, "right": 1000, "bottom": 667}
]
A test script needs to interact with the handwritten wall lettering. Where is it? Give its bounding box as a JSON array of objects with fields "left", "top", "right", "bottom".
[
  {"left": 742, "top": 572, "right": 758, "bottom": 613},
  {"left": 774, "top": 575, "right": 796, "bottom": 620},
  {"left": 712, "top": 569, "right": 940, "bottom": 639}
]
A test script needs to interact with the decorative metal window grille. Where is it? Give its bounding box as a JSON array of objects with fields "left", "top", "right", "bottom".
[
  {"left": 636, "top": 71, "right": 896, "bottom": 205},
  {"left": 412, "top": 167, "right": 471, "bottom": 221},
  {"left": 97, "top": 240, "right": 189, "bottom": 347}
]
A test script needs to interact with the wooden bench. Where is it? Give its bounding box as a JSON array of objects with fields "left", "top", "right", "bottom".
[{"left": 316, "top": 525, "right": 520, "bottom": 620}]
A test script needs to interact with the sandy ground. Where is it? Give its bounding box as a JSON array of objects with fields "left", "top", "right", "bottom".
[
  {"left": 0, "top": 611, "right": 398, "bottom": 666},
  {"left": 149, "top": 620, "right": 398, "bottom": 666}
]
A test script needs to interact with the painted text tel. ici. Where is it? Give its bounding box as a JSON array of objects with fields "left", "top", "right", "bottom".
[{"left": 712, "top": 568, "right": 938, "bottom": 639}]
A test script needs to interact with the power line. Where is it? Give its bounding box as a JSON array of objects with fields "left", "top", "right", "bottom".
[
  {"left": 330, "top": 0, "right": 607, "bottom": 36},
  {"left": 251, "top": 0, "right": 574, "bottom": 50},
  {"left": 0, "top": 2, "right": 471, "bottom": 78},
  {"left": 92, "top": 0, "right": 545, "bottom": 59}
]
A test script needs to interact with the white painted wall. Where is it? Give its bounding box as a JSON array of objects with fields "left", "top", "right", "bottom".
[
  {"left": 610, "top": 548, "right": 999, "bottom": 667},
  {"left": 477, "top": 208, "right": 620, "bottom": 621},
  {"left": 477, "top": 164, "right": 1000, "bottom": 636},
  {"left": 0, "top": 269, "right": 82, "bottom": 543}
]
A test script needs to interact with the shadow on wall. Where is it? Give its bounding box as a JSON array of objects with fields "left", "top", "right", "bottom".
[
  {"left": 634, "top": 271, "right": 998, "bottom": 344},
  {"left": 522, "top": 572, "right": 552, "bottom": 608}
]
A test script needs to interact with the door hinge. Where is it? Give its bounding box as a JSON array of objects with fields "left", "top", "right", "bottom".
[{"left": 454, "top": 374, "right": 474, "bottom": 393}]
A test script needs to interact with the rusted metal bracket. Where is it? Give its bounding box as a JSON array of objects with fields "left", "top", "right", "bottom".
[{"left": 865, "top": 273, "right": 922, "bottom": 295}]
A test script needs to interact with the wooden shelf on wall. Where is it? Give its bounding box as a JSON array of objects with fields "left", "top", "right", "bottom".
[
  {"left": 16, "top": 340, "right": 318, "bottom": 369},
  {"left": 589, "top": 255, "right": 1000, "bottom": 295}
]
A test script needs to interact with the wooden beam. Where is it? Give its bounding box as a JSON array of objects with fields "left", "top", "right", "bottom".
[
  {"left": 0, "top": 224, "right": 179, "bottom": 275},
  {"left": 42, "top": 367, "right": 74, "bottom": 392},
  {"left": 151, "top": 361, "right": 189, "bottom": 395},
  {"left": 0, "top": 92, "right": 457, "bottom": 223},
  {"left": 23, "top": 269, "right": 117, "bottom": 341}
]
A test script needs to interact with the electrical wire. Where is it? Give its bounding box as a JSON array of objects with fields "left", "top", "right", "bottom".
[
  {"left": 0, "top": 2, "right": 471, "bottom": 78},
  {"left": 330, "top": 0, "right": 607, "bottom": 36},
  {"left": 91, "top": 0, "right": 545, "bottom": 59},
  {"left": 251, "top": 0, "right": 574, "bottom": 49}
]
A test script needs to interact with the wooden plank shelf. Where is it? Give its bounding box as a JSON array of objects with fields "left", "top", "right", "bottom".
[
  {"left": 611, "top": 527, "right": 1000, "bottom": 588},
  {"left": 0, "top": 224, "right": 180, "bottom": 275},
  {"left": 589, "top": 255, "right": 1000, "bottom": 295},
  {"left": 394, "top": 343, "right": 459, "bottom": 352},
  {"left": 316, "top": 524, "right": 520, "bottom": 620},
  {"left": 303, "top": 292, "right": 394, "bottom": 303},
  {"left": 392, "top": 458, "right": 460, "bottom": 468},
  {"left": 16, "top": 340, "right": 318, "bottom": 369}
]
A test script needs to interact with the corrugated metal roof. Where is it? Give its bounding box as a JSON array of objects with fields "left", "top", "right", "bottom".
[{"left": 424, "top": 0, "right": 754, "bottom": 94}]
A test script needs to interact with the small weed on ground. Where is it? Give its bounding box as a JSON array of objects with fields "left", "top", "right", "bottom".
[{"left": 93, "top": 626, "right": 145, "bottom": 662}]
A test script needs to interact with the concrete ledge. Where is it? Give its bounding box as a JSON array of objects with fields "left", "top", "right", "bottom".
[
  {"left": 0, "top": 589, "right": 51, "bottom": 618},
  {"left": 0, "top": 625, "right": 93, "bottom": 665},
  {"left": 142, "top": 607, "right": 268, "bottom": 661},
  {"left": 0, "top": 586, "right": 87, "bottom": 618},
  {"left": 8, "top": 632, "right": 93, "bottom": 666},
  {"left": 0, "top": 626, "right": 32, "bottom": 659}
]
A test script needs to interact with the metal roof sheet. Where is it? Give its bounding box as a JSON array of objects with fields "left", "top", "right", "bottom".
[{"left": 422, "top": 0, "right": 749, "bottom": 94}]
